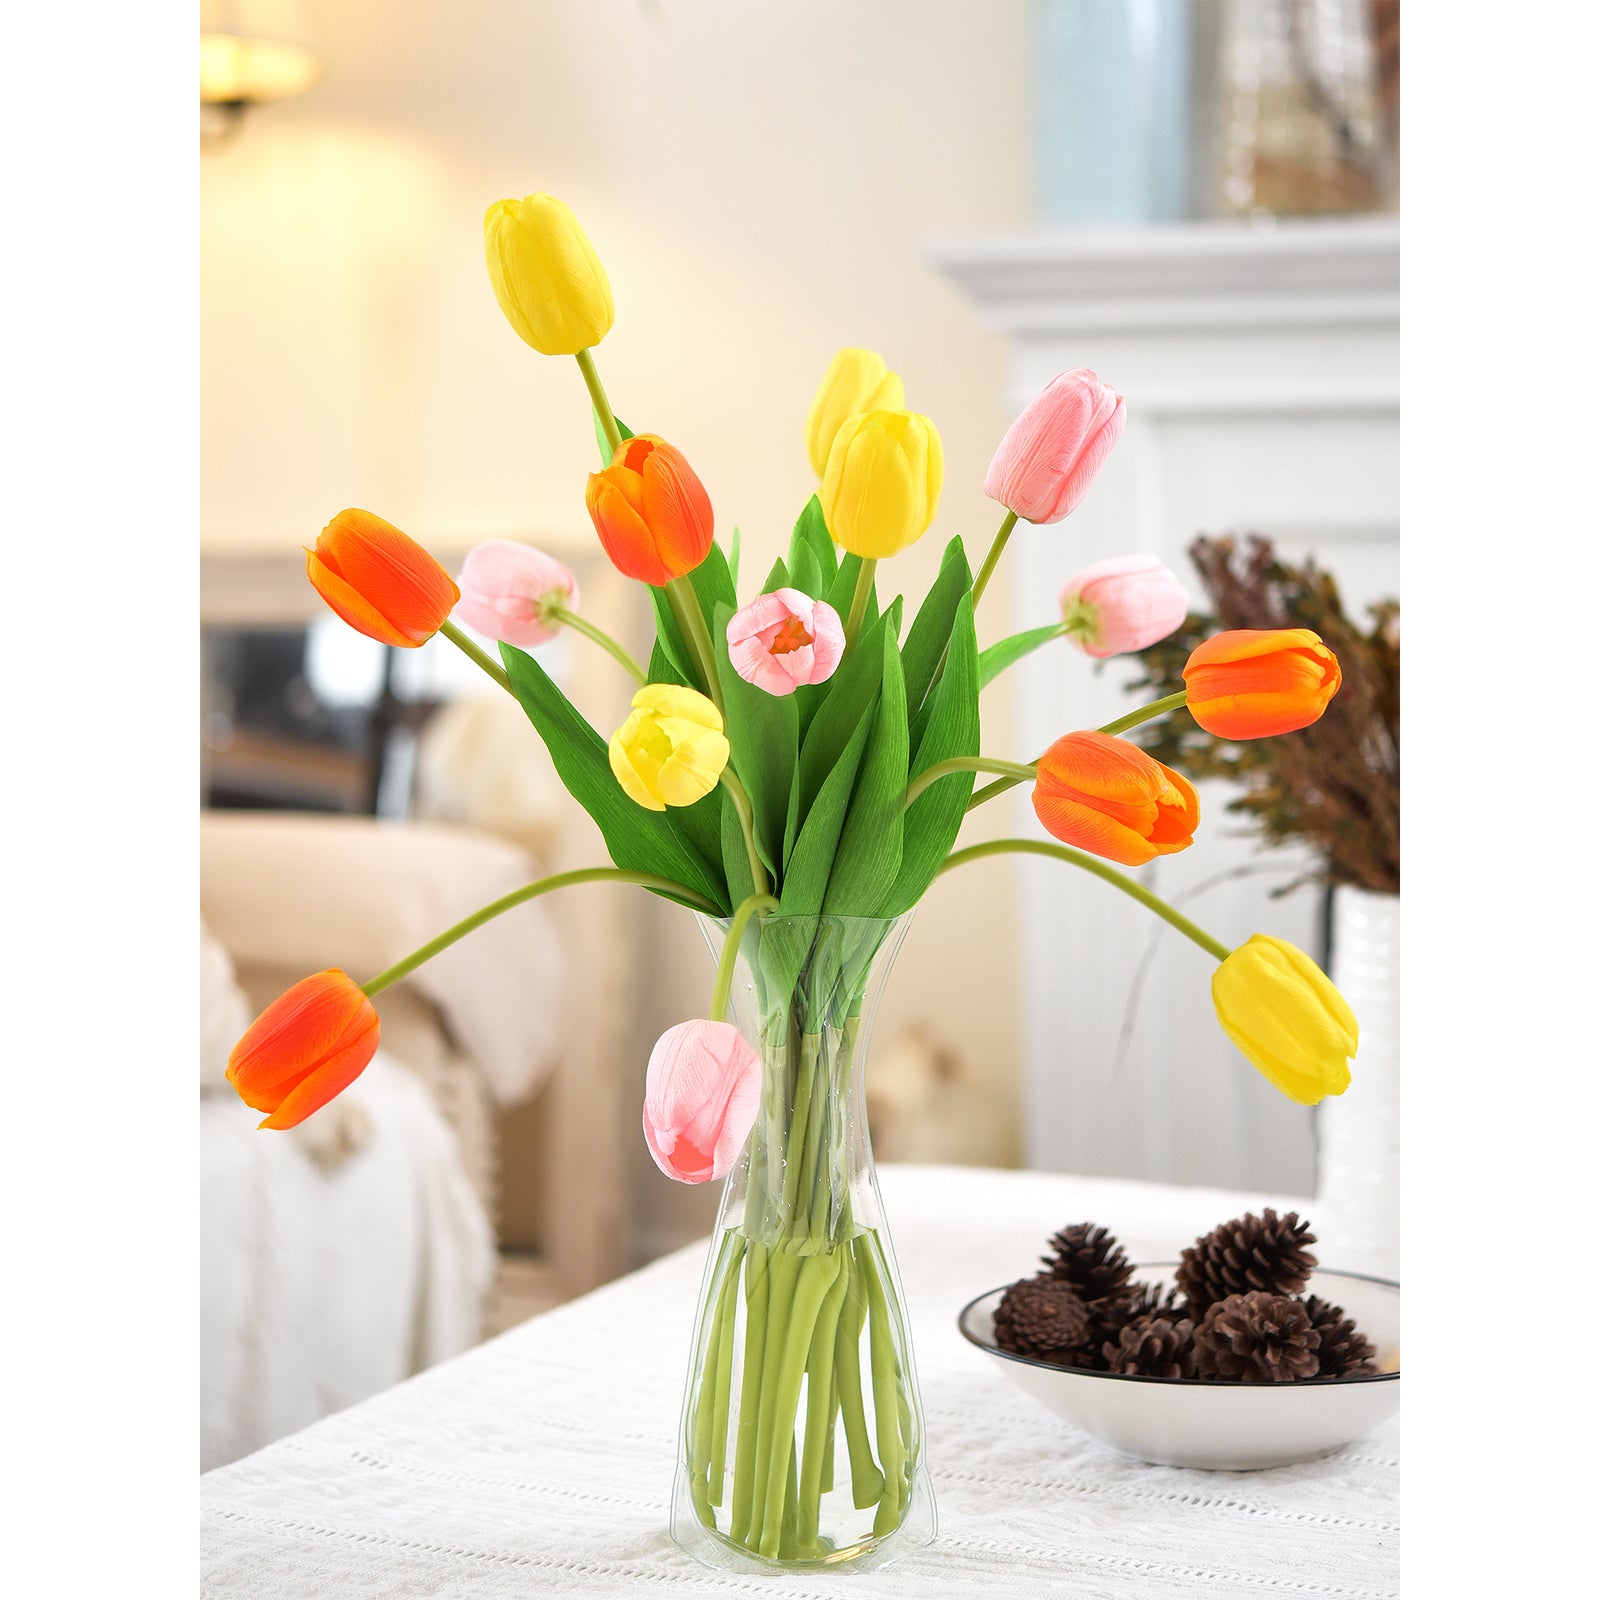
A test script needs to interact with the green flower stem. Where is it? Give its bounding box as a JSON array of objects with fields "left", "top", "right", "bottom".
[
  {"left": 729, "top": 1243, "right": 771, "bottom": 1546},
  {"left": 1098, "top": 689, "right": 1190, "bottom": 738},
  {"left": 969, "top": 508, "right": 1019, "bottom": 610},
  {"left": 362, "top": 869, "right": 715, "bottom": 998},
  {"left": 843, "top": 557, "right": 878, "bottom": 655},
  {"left": 965, "top": 771, "right": 1023, "bottom": 811},
  {"left": 750, "top": 1248, "right": 803, "bottom": 1545},
  {"left": 962, "top": 695, "right": 1190, "bottom": 812},
  {"left": 937, "top": 838, "right": 1232, "bottom": 962},
  {"left": 719, "top": 771, "right": 770, "bottom": 898},
  {"left": 781, "top": 1040, "right": 817, "bottom": 1222},
  {"left": 691, "top": 1232, "right": 740, "bottom": 1520},
  {"left": 904, "top": 754, "right": 1037, "bottom": 810},
  {"left": 439, "top": 620, "right": 514, "bottom": 694},
  {"left": 709, "top": 1237, "right": 744, "bottom": 1505},
  {"left": 833, "top": 1267, "right": 883, "bottom": 1507},
  {"left": 862, "top": 1237, "right": 906, "bottom": 1533},
  {"left": 798, "top": 1266, "right": 849, "bottom": 1549},
  {"left": 544, "top": 604, "right": 647, "bottom": 685},
  {"left": 665, "top": 575, "right": 724, "bottom": 711},
  {"left": 709, "top": 893, "right": 780, "bottom": 1023},
  {"left": 757, "top": 1252, "right": 840, "bottom": 1557},
  {"left": 575, "top": 347, "right": 622, "bottom": 460}
]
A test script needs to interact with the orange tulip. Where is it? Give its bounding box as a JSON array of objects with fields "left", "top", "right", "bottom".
[
  {"left": 306, "top": 509, "right": 460, "bottom": 647},
  {"left": 226, "top": 970, "right": 380, "bottom": 1131},
  {"left": 1032, "top": 729, "right": 1199, "bottom": 866},
  {"left": 585, "top": 435, "right": 714, "bottom": 586},
  {"left": 1183, "top": 628, "right": 1341, "bottom": 740}
]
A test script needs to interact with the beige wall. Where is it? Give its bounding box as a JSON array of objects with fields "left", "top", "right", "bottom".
[{"left": 203, "top": 0, "right": 1037, "bottom": 1247}]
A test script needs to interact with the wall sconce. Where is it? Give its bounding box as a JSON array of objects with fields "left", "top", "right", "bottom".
[{"left": 201, "top": 0, "right": 323, "bottom": 142}]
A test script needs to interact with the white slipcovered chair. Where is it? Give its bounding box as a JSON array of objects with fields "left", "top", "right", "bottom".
[{"left": 199, "top": 812, "right": 571, "bottom": 1468}]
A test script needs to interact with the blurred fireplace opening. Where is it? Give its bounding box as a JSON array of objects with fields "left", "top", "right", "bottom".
[{"left": 201, "top": 621, "right": 443, "bottom": 817}]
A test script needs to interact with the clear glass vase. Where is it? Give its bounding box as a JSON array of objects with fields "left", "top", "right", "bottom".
[{"left": 670, "top": 912, "right": 936, "bottom": 1572}]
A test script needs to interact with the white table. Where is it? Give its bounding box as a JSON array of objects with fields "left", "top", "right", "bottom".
[{"left": 201, "top": 1165, "right": 1399, "bottom": 1598}]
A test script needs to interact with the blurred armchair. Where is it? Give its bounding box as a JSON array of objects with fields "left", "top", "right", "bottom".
[{"left": 200, "top": 811, "right": 592, "bottom": 1466}]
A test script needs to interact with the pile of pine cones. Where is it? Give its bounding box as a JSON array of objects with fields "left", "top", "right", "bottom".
[{"left": 991, "top": 1211, "right": 1378, "bottom": 1383}]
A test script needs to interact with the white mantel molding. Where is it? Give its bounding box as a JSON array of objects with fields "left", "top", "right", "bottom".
[{"left": 925, "top": 215, "right": 1399, "bottom": 337}]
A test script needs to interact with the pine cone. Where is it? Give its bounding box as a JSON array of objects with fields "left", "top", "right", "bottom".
[
  {"left": 1042, "top": 1223, "right": 1134, "bottom": 1302},
  {"left": 1176, "top": 1209, "right": 1318, "bottom": 1315},
  {"left": 1104, "top": 1315, "right": 1197, "bottom": 1378},
  {"left": 1093, "top": 1280, "right": 1183, "bottom": 1344},
  {"left": 1302, "top": 1295, "right": 1378, "bottom": 1378},
  {"left": 1193, "top": 1292, "right": 1321, "bottom": 1382},
  {"left": 993, "top": 1277, "right": 1094, "bottom": 1362}
]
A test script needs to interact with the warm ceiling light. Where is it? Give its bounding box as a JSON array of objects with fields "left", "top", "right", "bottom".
[{"left": 200, "top": 31, "right": 322, "bottom": 106}]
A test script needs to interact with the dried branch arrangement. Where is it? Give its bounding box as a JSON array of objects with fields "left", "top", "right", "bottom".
[{"left": 1127, "top": 535, "right": 1398, "bottom": 894}]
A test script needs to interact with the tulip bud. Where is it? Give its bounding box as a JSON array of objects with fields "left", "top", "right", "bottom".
[
  {"left": 1212, "top": 935, "right": 1357, "bottom": 1105},
  {"left": 1183, "top": 628, "right": 1342, "bottom": 739},
  {"left": 818, "top": 409, "right": 943, "bottom": 559},
  {"left": 227, "top": 970, "right": 381, "bottom": 1130},
  {"left": 586, "top": 434, "right": 715, "bottom": 586},
  {"left": 643, "top": 1019, "right": 762, "bottom": 1183},
  {"left": 985, "top": 368, "right": 1125, "bottom": 524},
  {"left": 725, "top": 588, "right": 845, "bottom": 697},
  {"left": 1032, "top": 729, "right": 1199, "bottom": 866},
  {"left": 1059, "top": 554, "right": 1190, "bottom": 659},
  {"left": 453, "top": 540, "right": 579, "bottom": 649},
  {"left": 484, "top": 193, "right": 614, "bottom": 356},
  {"left": 306, "top": 509, "right": 460, "bottom": 648},
  {"left": 804, "top": 347, "right": 905, "bottom": 478},
  {"left": 608, "top": 683, "right": 730, "bottom": 810}
]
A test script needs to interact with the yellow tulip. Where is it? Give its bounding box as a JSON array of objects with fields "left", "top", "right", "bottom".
[
  {"left": 1211, "top": 935, "right": 1358, "bottom": 1105},
  {"left": 484, "top": 193, "right": 614, "bottom": 356},
  {"left": 608, "top": 684, "right": 729, "bottom": 811},
  {"left": 818, "top": 409, "right": 943, "bottom": 560},
  {"left": 805, "top": 348, "right": 905, "bottom": 477}
]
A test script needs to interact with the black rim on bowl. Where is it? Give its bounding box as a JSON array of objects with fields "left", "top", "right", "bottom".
[{"left": 957, "top": 1263, "right": 1400, "bottom": 1387}]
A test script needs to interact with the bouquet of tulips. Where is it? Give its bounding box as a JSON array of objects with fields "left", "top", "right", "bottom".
[{"left": 223, "top": 192, "right": 1359, "bottom": 1566}]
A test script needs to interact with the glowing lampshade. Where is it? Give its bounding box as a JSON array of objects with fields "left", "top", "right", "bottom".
[
  {"left": 201, "top": 34, "right": 321, "bottom": 105},
  {"left": 200, "top": 2, "right": 321, "bottom": 108}
]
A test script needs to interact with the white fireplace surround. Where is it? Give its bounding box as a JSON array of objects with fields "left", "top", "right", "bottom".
[{"left": 929, "top": 217, "right": 1398, "bottom": 1196}]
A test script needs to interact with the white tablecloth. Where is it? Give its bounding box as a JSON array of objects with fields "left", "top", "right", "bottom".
[{"left": 200, "top": 1165, "right": 1399, "bottom": 1598}]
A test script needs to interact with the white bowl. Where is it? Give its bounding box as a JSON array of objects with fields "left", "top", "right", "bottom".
[{"left": 958, "top": 1265, "right": 1400, "bottom": 1471}]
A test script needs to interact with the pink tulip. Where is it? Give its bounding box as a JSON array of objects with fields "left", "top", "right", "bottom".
[
  {"left": 643, "top": 1020, "right": 761, "bottom": 1184},
  {"left": 984, "top": 368, "right": 1126, "bottom": 524},
  {"left": 1059, "top": 554, "right": 1190, "bottom": 658},
  {"left": 453, "top": 539, "right": 579, "bottom": 648},
  {"left": 725, "top": 587, "right": 846, "bottom": 697}
]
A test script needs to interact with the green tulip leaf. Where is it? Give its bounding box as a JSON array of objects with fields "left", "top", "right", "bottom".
[
  {"left": 978, "top": 623, "right": 1066, "bottom": 690},
  {"left": 499, "top": 642, "right": 728, "bottom": 913},
  {"left": 901, "top": 536, "right": 973, "bottom": 730},
  {"left": 823, "top": 621, "right": 908, "bottom": 918},
  {"left": 880, "top": 589, "right": 980, "bottom": 915},
  {"left": 788, "top": 494, "right": 838, "bottom": 588},
  {"left": 785, "top": 608, "right": 892, "bottom": 866}
]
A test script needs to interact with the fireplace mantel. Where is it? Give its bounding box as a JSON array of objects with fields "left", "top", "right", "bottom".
[{"left": 927, "top": 216, "right": 1398, "bottom": 334}]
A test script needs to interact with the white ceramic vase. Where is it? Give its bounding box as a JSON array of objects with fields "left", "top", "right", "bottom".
[{"left": 1315, "top": 886, "right": 1399, "bottom": 1278}]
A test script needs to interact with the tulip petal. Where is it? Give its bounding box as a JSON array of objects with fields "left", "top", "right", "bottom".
[
  {"left": 454, "top": 539, "right": 578, "bottom": 649},
  {"left": 643, "top": 1020, "right": 760, "bottom": 1183},
  {"left": 985, "top": 370, "right": 1125, "bottom": 524},
  {"left": 311, "top": 511, "right": 460, "bottom": 646},
  {"left": 1032, "top": 730, "right": 1198, "bottom": 864},
  {"left": 226, "top": 970, "right": 380, "bottom": 1129},
  {"left": 306, "top": 550, "right": 423, "bottom": 649},
  {"left": 1212, "top": 936, "right": 1357, "bottom": 1105},
  {"left": 256, "top": 1028, "right": 381, "bottom": 1130},
  {"left": 1032, "top": 792, "right": 1157, "bottom": 865}
]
